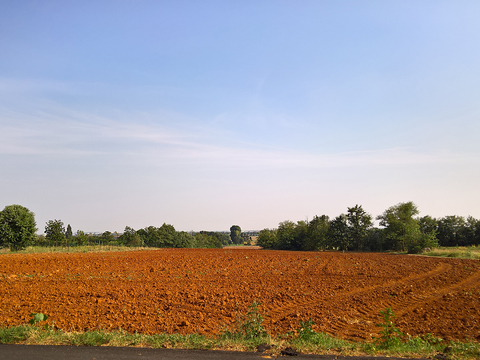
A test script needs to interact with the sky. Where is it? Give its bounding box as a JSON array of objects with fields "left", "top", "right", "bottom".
[{"left": 1, "top": 0, "right": 479, "bottom": 233}]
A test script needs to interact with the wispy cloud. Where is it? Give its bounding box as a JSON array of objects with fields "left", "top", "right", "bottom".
[{"left": 1, "top": 104, "right": 473, "bottom": 171}]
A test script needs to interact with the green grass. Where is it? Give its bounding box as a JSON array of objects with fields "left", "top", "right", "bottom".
[
  {"left": 0, "top": 245, "right": 152, "bottom": 255},
  {"left": 423, "top": 246, "right": 480, "bottom": 260},
  {"left": 2, "top": 307, "right": 480, "bottom": 359},
  {"left": 1, "top": 324, "right": 479, "bottom": 359}
]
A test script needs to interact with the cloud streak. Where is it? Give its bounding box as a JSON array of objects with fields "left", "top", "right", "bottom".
[{"left": 1, "top": 105, "right": 474, "bottom": 171}]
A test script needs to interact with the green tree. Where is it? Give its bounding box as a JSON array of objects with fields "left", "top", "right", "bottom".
[
  {"left": 194, "top": 232, "right": 222, "bottom": 248},
  {"left": 120, "top": 226, "right": 142, "bottom": 247},
  {"left": 418, "top": 215, "right": 438, "bottom": 236},
  {"left": 65, "top": 224, "right": 73, "bottom": 239},
  {"left": 465, "top": 216, "right": 480, "bottom": 246},
  {"left": 230, "top": 225, "right": 242, "bottom": 244},
  {"left": 75, "top": 230, "right": 88, "bottom": 246},
  {"left": 101, "top": 231, "right": 115, "bottom": 244},
  {"left": 0, "top": 204, "right": 37, "bottom": 251},
  {"left": 304, "top": 215, "right": 330, "bottom": 250},
  {"left": 377, "top": 202, "right": 436, "bottom": 253},
  {"left": 276, "top": 220, "right": 297, "bottom": 250},
  {"left": 328, "top": 214, "right": 350, "bottom": 250},
  {"left": 44, "top": 219, "right": 66, "bottom": 246},
  {"left": 346, "top": 205, "right": 373, "bottom": 251},
  {"left": 437, "top": 215, "right": 466, "bottom": 247},
  {"left": 257, "top": 228, "right": 278, "bottom": 249}
]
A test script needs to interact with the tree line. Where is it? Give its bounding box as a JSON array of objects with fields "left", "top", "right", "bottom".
[
  {"left": 0, "top": 205, "right": 230, "bottom": 251},
  {"left": 1, "top": 202, "right": 479, "bottom": 253},
  {"left": 257, "top": 202, "right": 480, "bottom": 253}
]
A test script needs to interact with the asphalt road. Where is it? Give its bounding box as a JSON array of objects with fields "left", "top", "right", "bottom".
[{"left": 0, "top": 344, "right": 430, "bottom": 360}]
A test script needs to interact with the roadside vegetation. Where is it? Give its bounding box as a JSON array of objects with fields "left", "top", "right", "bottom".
[
  {"left": 1, "top": 306, "right": 479, "bottom": 359},
  {"left": 423, "top": 245, "right": 480, "bottom": 260}
]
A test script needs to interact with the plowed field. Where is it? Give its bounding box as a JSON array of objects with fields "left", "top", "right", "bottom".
[{"left": 1, "top": 249, "right": 479, "bottom": 341}]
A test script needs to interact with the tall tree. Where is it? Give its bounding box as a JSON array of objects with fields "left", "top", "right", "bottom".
[
  {"left": 257, "top": 228, "right": 278, "bottom": 249},
  {"left": 465, "top": 216, "right": 480, "bottom": 246},
  {"left": 437, "top": 216, "right": 466, "bottom": 247},
  {"left": 0, "top": 205, "right": 37, "bottom": 251},
  {"left": 65, "top": 224, "right": 73, "bottom": 239},
  {"left": 44, "top": 219, "right": 66, "bottom": 246},
  {"left": 230, "top": 225, "right": 242, "bottom": 244},
  {"left": 327, "top": 214, "right": 350, "bottom": 251},
  {"left": 346, "top": 205, "right": 373, "bottom": 251},
  {"left": 75, "top": 230, "right": 88, "bottom": 246},
  {"left": 377, "top": 202, "right": 436, "bottom": 253},
  {"left": 418, "top": 215, "right": 438, "bottom": 236},
  {"left": 304, "top": 215, "right": 330, "bottom": 251},
  {"left": 276, "top": 220, "right": 298, "bottom": 250},
  {"left": 120, "top": 226, "right": 142, "bottom": 247}
]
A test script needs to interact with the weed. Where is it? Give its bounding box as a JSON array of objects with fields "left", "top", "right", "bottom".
[
  {"left": 29, "top": 313, "right": 48, "bottom": 326},
  {"left": 374, "top": 308, "right": 404, "bottom": 348},
  {"left": 296, "top": 319, "right": 316, "bottom": 341},
  {"left": 221, "top": 302, "right": 268, "bottom": 342}
]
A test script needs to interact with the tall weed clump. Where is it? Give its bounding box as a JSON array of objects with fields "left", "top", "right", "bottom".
[{"left": 220, "top": 302, "right": 269, "bottom": 346}]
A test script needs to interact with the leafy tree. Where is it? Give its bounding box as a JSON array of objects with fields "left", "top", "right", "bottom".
[
  {"left": 174, "top": 231, "right": 194, "bottom": 248},
  {"left": 437, "top": 216, "right": 466, "bottom": 247},
  {"left": 346, "top": 205, "right": 373, "bottom": 251},
  {"left": 230, "top": 225, "right": 242, "bottom": 244},
  {"left": 304, "top": 215, "right": 330, "bottom": 251},
  {"left": 65, "top": 224, "right": 73, "bottom": 239},
  {"left": 276, "top": 220, "right": 297, "bottom": 250},
  {"left": 44, "top": 219, "right": 66, "bottom": 246},
  {"left": 158, "top": 223, "right": 177, "bottom": 247},
  {"left": 257, "top": 228, "right": 278, "bottom": 249},
  {"left": 218, "top": 232, "right": 231, "bottom": 245},
  {"left": 377, "top": 202, "right": 436, "bottom": 253},
  {"left": 418, "top": 215, "right": 438, "bottom": 236},
  {"left": 75, "top": 230, "right": 88, "bottom": 246},
  {"left": 328, "top": 214, "right": 350, "bottom": 250},
  {"left": 194, "top": 232, "right": 222, "bottom": 248},
  {"left": 0, "top": 204, "right": 37, "bottom": 251},
  {"left": 465, "top": 216, "right": 480, "bottom": 246},
  {"left": 120, "top": 226, "right": 142, "bottom": 247},
  {"left": 364, "top": 227, "right": 386, "bottom": 251},
  {"left": 101, "top": 231, "right": 115, "bottom": 244}
]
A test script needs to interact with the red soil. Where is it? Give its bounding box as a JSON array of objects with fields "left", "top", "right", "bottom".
[{"left": 0, "top": 249, "right": 479, "bottom": 341}]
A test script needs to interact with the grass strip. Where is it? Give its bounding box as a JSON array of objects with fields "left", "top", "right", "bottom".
[{"left": 1, "top": 325, "right": 479, "bottom": 359}]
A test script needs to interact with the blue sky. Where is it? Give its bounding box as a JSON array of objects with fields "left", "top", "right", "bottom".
[{"left": 1, "top": 0, "right": 479, "bottom": 233}]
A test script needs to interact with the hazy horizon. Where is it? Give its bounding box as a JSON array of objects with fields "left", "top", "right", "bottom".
[{"left": 1, "top": 1, "right": 479, "bottom": 234}]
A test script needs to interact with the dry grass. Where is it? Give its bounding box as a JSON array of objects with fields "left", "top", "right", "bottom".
[{"left": 424, "top": 246, "right": 480, "bottom": 259}]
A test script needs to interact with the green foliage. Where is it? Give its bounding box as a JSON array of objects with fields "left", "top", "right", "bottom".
[
  {"left": 44, "top": 219, "right": 66, "bottom": 245},
  {"left": 304, "top": 215, "right": 330, "bottom": 251},
  {"left": 65, "top": 224, "right": 73, "bottom": 239},
  {"left": 193, "top": 231, "right": 223, "bottom": 248},
  {"left": 1, "top": 322, "right": 479, "bottom": 359},
  {"left": 101, "top": 231, "right": 115, "bottom": 243},
  {"left": 0, "top": 205, "right": 37, "bottom": 251},
  {"left": 0, "top": 325, "right": 30, "bottom": 343},
  {"left": 328, "top": 214, "right": 349, "bottom": 250},
  {"left": 70, "top": 330, "right": 114, "bottom": 346},
  {"left": 276, "top": 220, "right": 299, "bottom": 250},
  {"left": 74, "top": 230, "right": 89, "bottom": 246},
  {"left": 120, "top": 226, "right": 143, "bottom": 247},
  {"left": 377, "top": 202, "right": 425, "bottom": 252},
  {"left": 230, "top": 225, "right": 242, "bottom": 244},
  {"left": 29, "top": 313, "right": 49, "bottom": 326},
  {"left": 374, "top": 308, "right": 404, "bottom": 348},
  {"left": 296, "top": 319, "right": 316, "bottom": 341},
  {"left": 346, "top": 205, "right": 373, "bottom": 251},
  {"left": 222, "top": 302, "right": 268, "bottom": 342},
  {"left": 257, "top": 228, "right": 278, "bottom": 249}
]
